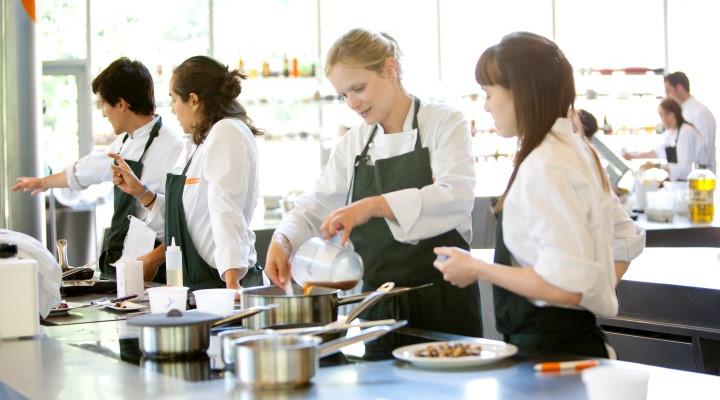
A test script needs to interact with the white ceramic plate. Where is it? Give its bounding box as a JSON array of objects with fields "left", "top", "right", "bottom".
[
  {"left": 48, "top": 301, "right": 85, "bottom": 317},
  {"left": 104, "top": 301, "right": 147, "bottom": 312},
  {"left": 392, "top": 339, "right": 518, "bottom": 369}
]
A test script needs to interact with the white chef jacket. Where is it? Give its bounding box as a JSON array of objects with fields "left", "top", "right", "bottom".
[
  {"left": 502, "top": 118, "right": 645, "bottom": 318},
  {"left": 654, "top": 123, "right": 709, "bottom": 181},
  {"left": 147, "top": 118, "right": 258, "bottom": 281},
  {"left": 277, "top": 100, "right": 475, "bottom": 254},
  {"left": 64, "top": 116, "right": 183, "bottom": 230},
  {"left": 682, "top": 96, "right": 716, "bottom": 172}
]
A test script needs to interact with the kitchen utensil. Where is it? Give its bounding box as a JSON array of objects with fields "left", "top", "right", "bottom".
[
  {"left": 392, "top": 338, "right": 518, "bottom": 369},
  {"left": 127, "top": 309, "right": 222, "bottom": 358},
  {"left": 211, "top": 304, "right": 278, "bottom": 328},
  {"left": 219, "top": 319, "right": 397, "bottom": 368},
  {"left": 56, "top": 239, "right": 95, "bottom": 280},
  {"left": 147, "top": 286, "right": 189, "bottom": 313},
  {"left": 242, "top": 282, "right": 431, "bottom": 330},
  {"left": 291, "top": 236, "right": 363, "bottom": 291},
  {"left": 104, "top": 301, "right": 146, "bottom": 312},
  {"left": 234, "top": 320, "right": 407, "bottom": 388}
]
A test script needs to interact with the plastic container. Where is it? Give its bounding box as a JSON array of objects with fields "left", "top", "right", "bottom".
[
  {"left": 646, "top": 190, "right": 675, "bottom": 222},
  {"left": 0, "top": 244, "right": 39, "bottom": 338},
  {"left": 688, "top": 164, "right": 716, "bottom": 223},
  {"left": 193, "top": 288, "right": 235, "bottom": 316},
  {"left": 165, "top": 237, "right": 183, "bottom": 287},
  {"left": 582, "top": 366, "right": 649, "bottom": 400},
  {"left": 291, "top": 236, "right": 363, "bottom": 291},
  {"left": 147, "top": 286, "right": 189, "bottom": 314},
  {"left": 116, "top": 260, "right": 144, "bottom": 298}
]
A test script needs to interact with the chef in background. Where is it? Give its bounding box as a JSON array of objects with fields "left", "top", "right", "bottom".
[{"left": 13, "top": 58, "right": 183, "bottom": 279}]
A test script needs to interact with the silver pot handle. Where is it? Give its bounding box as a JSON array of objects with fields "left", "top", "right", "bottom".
[
  {"left": 343, "top": 282, "right": 394, "bottom": 323},
  {"left": 317, "top": 320, "right": 408, "bottom": 358},
  {"left": 336, "top": 282, "right": 435, "bottom": 306},
  {"left": 212, "top": 304, "right": 278, "bottom": 328}
]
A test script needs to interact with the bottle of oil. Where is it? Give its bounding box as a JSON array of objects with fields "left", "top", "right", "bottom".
[{"left": 688, "top": 163, "right": 716, "bottom": 223}]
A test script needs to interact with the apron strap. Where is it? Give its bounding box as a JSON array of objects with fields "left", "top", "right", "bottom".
[
  {"left": 674, "top": 122, "right": 682, "bottom": 147},
  {"left": 181, "top": 144, "right": 201, "bottom": 176},
  {"left": 137, "top": 116, "right": 163, "bottom": 164},
  {"left": 345, "top": 96, "right": 422, "bottom": 205}
]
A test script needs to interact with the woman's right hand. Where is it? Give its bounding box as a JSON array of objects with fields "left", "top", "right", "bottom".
[
  {"left": 108, "top": 153, "right": 145, "bottom": 197},
  {"left": 264, "top": 234, "right": 292, "bottom": 288}
]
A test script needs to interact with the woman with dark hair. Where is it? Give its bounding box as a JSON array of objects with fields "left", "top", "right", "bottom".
[
  {"left": 624, "top": 98, "right": 709, "bottom": 181},
  {"left": 433, "top": 32, "right": 644, "bottom": 357},
  {"left": 572, "top": 109, "right": 598, "bottom": 139},
  {"left": 110, "top": 55, "right": 262, "bottom": 291}
]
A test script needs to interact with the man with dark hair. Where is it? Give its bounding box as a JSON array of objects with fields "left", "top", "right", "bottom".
[
  {"left": 664, "top": 71, "right": 716, "bottom": 171},
  {"left": 13, "top": 57, "right": 183, "bottom": 277}
]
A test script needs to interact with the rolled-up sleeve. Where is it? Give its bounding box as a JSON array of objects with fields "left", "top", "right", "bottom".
[
  {"left": 204, "top": 124, "right": 254, "bottom": 279},
  {"left": 146, "top": 194, "right": 166, "bottom": 239},
  {"left": 382, "top": 111, "right": 475, "bottom": 243},
  {"left": 611, "top": 195, "right": 645, "bottom": 262},
  {"left": 65, "top": 139, "right": 121, "bottom": 190}
]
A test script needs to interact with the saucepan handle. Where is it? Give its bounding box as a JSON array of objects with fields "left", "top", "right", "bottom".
[{"left": 317, "top": 320, "right": 408, "bottom": 358}]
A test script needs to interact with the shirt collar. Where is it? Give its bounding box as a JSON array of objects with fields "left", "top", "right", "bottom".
[
  {"left": 127, "top": 116, "right": 159, "bottom": 140},
  {"left": 550, "top": 117, "right": 574, "bottom": 137}
]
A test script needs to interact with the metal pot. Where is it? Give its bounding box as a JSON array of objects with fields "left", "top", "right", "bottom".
[
  {"left": 241, "top": 281, "right": 421, "bottom": 329},
  {"left": 127, "top": 306, "right": 276, "bottom": 359},
  {"left": 219, "top": 318, "right": 396, "bottom": 368},
  {"left": 128, "top": 309, "right": 221, "bottom": 359},
  {"left": 234, "top": 320, "right": 407, "bottom": 389}
]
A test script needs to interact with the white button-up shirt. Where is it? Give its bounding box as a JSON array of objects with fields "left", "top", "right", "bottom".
[
  {"left": 148, "top": 118, "right": 259, "bottom": 281},
  {"left": 654, "top": 123, "right": 709, "bottom": 181},
  {"left": 277, "top": 100, "right": 475, "bottom": 254},
  {"left": 682, "top": 96, "right": 716, "bottom": 172},
  {"left": 502, "top": 118, "right": 645, "bottom": 318},
  {"left": 64, "top": 116, "right": 183, "bottom": 228}
]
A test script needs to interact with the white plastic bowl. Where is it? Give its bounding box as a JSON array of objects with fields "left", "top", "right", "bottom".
[
  {"left": 582, "top": 366, "right": 649, "bottom": 400},
  {"left": 147, "top": 286, "right": 189, "bottom": 314},
  {"left": 193, "top": 288, "right": 236, "bottom": 316}
]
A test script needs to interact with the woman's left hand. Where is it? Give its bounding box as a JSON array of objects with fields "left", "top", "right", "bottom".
[
  {"left": 320, "top": 197, "right": 378, "bottom": 245},
  {"left": 433, "top": 247, "right": 481, "bottom": 288}
]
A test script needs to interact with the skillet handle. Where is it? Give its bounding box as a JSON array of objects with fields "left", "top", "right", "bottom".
[
  {"left": 317, "top": 320, "right": 408, "bottom": 358},
  {"left": 343, "top": 282, "right": 394, "bottom": 323},
  {"left": 212, "top": 304, "right": 278, "bottom": 328}
]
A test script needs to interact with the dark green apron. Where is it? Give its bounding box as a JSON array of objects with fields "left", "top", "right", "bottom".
[
  {"left": 165, "top": 146, "right": 225, "bottom": 291},
  {"left": 165, "top": 145, "right": 263, "bottom": 291},
  {"left": 99, "top": 117, "right": 162, "bottom": 280},
  {"left": 350, "top": 97, "right": 482, "bottom": 358},
  {"left": 493, "top": 211, "right": 609, "bottom": 357}
]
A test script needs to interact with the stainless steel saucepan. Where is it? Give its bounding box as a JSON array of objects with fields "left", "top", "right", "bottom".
[
  {"left": 234, "top": 320, "right": 408, "bottom": 388},
  {"left": 241, "top": 282, "right": 432, "bottom": 329},
  {"left": 127, "top": 305, "right": 276, "bottom": 358}
]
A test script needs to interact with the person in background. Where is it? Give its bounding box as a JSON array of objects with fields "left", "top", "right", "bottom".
[
  {"left": 110, "top": 56, "right": 262, "bottom": 291},
  {"left": 264, "top": 28, "right": 482, "bottom": 355},
  {"left": 665, "top": 71, "right": 716, "bottom": 172},
  {"left": 623, "top": 98, "right": 709, "bottom": 181},
  {"left": 573, "top": 109, "right": 598, "bottom": 139},
  {"left": 12, "top": 58, "right": 183, "bottom": 279},
  {"left": 434, "top": 32, "right": 645, "bottom": 358}
]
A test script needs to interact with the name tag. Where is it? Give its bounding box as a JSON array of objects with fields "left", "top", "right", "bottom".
[{"left": 185, "top": 177, "right": 200, "bottom": 185}]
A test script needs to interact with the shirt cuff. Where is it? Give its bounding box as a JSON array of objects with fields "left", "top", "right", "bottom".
[
  {"left": 146, "top": 194, "right": 166, "bottom": 239},
  {"left": 613, "top": 227, "right": 646, "bottom": 262},
  {"left": 214, "top": 244, "right": 250, "bottom": 282},
  {"left": 64, "top": 163, "right": 85, "bottom": 191},
  {"left": 381, "top": 188, "right": 421, "bottom": 244},
  {"left": 534, "top": 251, "right": 601, "bottom": 296}
]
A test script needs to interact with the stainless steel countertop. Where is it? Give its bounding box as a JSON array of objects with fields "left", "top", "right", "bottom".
[{"left": 2, "top": 318, "right": 719, "bottom": 399}]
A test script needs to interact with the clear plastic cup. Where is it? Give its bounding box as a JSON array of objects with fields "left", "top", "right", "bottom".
[
  {"left": 291, "top": 236, "right": 363, "bottom": 290},
  {"left": 147, "top": 286, "right": 189, "bottom": 314},
  {"left": 193, "top": 288, "right": 236, "bottom": 316},
  {"left": 582, "top": 366, "right": 649, "bottom": 400}
]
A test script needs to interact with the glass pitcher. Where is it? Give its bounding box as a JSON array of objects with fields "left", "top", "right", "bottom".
[{"left": 291, "top": 236, "right": 363, "bottom": 292}]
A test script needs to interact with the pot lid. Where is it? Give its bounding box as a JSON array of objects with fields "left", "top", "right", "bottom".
[{"left": 127, "top": 309, "right": 221, "bottom": 327}]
